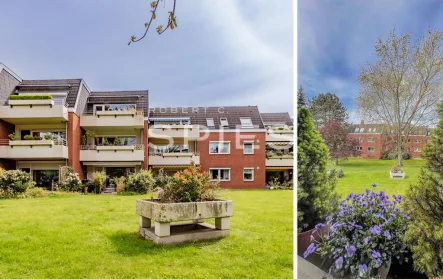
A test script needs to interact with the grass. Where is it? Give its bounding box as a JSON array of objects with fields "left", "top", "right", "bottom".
[
  {"left": 335, "top": 158, "right": 425, "bottom": 198},
  {"left": 0, "top": 190, "right": 293, "bottom": 279}
]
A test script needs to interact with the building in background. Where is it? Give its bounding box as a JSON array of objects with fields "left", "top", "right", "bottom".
[
  {"left": 0, "top": 63, "right": 293, "bottom": 189},
  {"left": 348, "top": 121, "right": 431, "bottom": 159}
]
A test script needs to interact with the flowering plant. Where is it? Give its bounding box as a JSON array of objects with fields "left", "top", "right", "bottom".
[
  {"left": 60, "top": 172, "right": 83, "bottom": 191},
  {"left": 304, "top": 185, "right": 410, "bottom": 278}
]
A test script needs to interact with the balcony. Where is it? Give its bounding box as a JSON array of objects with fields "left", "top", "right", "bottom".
[
  {"left": 265, "top": 129, "right": 294, "bottom": 142},
  {"left": 80, "top": 110, "right": 144, "bottom": 128},
  {"left": 265, "top": 153, "right": 293, "bottom": 167},
  {"left": 0, "top": 99, "right": 68, "bottom": 124},
  {"left": 0, "top": 139, "right": 68, "bottom": 159},
  {"left": 148, "top": 152, "right": 200, "bottom": 165},
  {"left": 80, "top": 144, "right": 144, "bottom": 162},
  {"left": 148, "top": 125, "right": 200, "bottom": 140}
]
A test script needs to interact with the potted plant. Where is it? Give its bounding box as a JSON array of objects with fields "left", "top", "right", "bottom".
[
  {"left": 44, "top": 134, "right": 52, "bottom": 140},
  {"left": 113, "top": 138, "right": 119, "bottom": 146},
  {"left": 390, "top": 166, "right": 405, "bottom": 179},
  {"left": 304, "top": 184, "right": 410, "bottom": 279},
  {"left": 136, "top": 163, "right": 233, "bottom": 244},
  {"left": 23, "top": 135, "right": 34, "bottom": 140},
  {"left": 92, "top": 171, "right": 107, "bottom": 193},
  {"left": 124, "top": 138, "right": 128, "bottom": 146},
  {"left": 8, "top": 133, "right": 18, "bottom": 141},
  {"left": 103, "top": 138, "right": 109, "bottom": 146},
  {"left": 85, "top": 130, "right": 96, "bottom": 145}
]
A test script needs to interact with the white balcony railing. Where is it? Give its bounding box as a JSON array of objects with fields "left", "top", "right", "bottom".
[
  {"left": 0, "top": 139, "right": 68, "bottom": 159},
  {"left": 80, "top": 110, "right": 144, "bottom": 128},
  {"left": 148, "top": 125, "right": 200, "bottom": 139},
  {"left": 80, "top": 144, "right": 144, "bottom": 162},
  {"left": 148, "top": 152, "right": 200, "bottom": 165}
]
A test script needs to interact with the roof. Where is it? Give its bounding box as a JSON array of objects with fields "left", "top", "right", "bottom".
[
  {"left": 16, "top": 79, "right": 82, "bottom": 107},
  {"left": 85, "top": 90, "right": 149, "bottom": 114},
  {"left": 260, "top": 112, "right": 293, "bottom": 126},
  {"left": 149, "top": 106, "right": 265, "bottom": 129},
  {"left": 348, "top": 123, "right": 433, "bottom": 135}
]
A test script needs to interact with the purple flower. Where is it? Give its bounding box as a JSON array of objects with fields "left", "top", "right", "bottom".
[
  {"left": 157, "top": 188, "right": 164, "bottom": 196},
  {"left": 363, "top": 236, "right": 371, "bottom": 245},
  {"left": 315, "top": 223, "right": 325, "bottom": 229},
  {"left": 358, "top": 264, "right": 368, "bottom": 273},
  {"left": 335, "top": 256, "right": 344, "bottom": 270},
  {"left": 375, "top": 258, "right": 382, "bottom": 267},
  {"left": 346, "top": 245, "right": 356, "bottom": 257},
  {"left": 326, "top": 216, "right": 333, "bottom": 224},
  {"left": 372, "top": 183, "right": 377, "bottom": 187},
  {"left": 303, "top": 243, "right": 316, "bottom": 258},
  {"left": 371, "top": 250, "right": 381, "bottom": 259},
  {"left": 383, "top": 230, "right": 391, "bottom": 239},
  {"left": 370, "top": 225, "right": 381, "bottom": 235}
]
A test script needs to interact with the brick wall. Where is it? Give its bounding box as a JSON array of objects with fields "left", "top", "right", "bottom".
[
  {"left": 144, "top": 121, "right": 149, "bottom": 169},
  {"left": 349, "top": 134, "right": 383, "bottom": 159},
  {"left": 198, "top": 131, "right": 266, "bottom": 189},
  {"left": 68, "top": 112, "right": 84, "bottom": 178}
]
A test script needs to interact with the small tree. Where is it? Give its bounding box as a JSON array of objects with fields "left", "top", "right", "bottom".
[
  {"left": 320, "top": 121, "right": 361, "bottom": 164},
  {"left": 125, "top": 170, "right": 155, "bottom": 194},
  {"left": 309, "top": 92, "right": 348, "bottom": 128},
  {"left": 404, "top": 101, "right": 443, "bottom": 277},
  {"left": 297, "top": 108, "right": 339, "bottom": 232},
  {"left": 92, "top": 171, "right": 107, "bottom": 191}
]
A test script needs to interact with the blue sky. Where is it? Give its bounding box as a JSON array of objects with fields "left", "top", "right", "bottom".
[
  {"left": 298, "top": 0, "right": 443, "bottom": 123},
  {"left": 0, "top": 0, "right": 292, "bottom": 115}
]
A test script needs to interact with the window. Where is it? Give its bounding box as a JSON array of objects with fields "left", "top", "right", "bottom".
[
  {"left": 360, "top": 128, "right": 365, "bottom": 132},
  {"left": 368, "top": 128, "right": 372, "bottom": 132},
  {"left": 206, "top": 118, "right": 214, "bottom": 127},
  {"left": 354, "top": 128, "right": 359, "bottom": 133},
  {"left": 355, "top": 146, "right": 363, "bottom": 151},
  {"left": 244, "top": 141, "right": 254, "bottom": 154},
  {"left": 368, "top": 137, "right": 375, "bottom": 142},
  {"left": 415, "top": 139, "right": 422, "bottom": 144},
  {"left": 373, "top": 128, "right": 376, "bottom": 132},
  {"left": 209, "top": 141, "right": 230, "bottom": 154},
  {"left": 210, "top": 169, "right": 230, "bottom": 181},
  {"left": 220, "top": 118, "right": 229, "bottom": 127},
  {"left": 415, "top": 148, "right": 421, "bottom": 152},
  {"left": 240, "top": 118, "right": 253, "bottom": 128},
  {"left": 368, "top": 146, "right": 375, "bottom": 152},
  {"left": 357, "top": 137, "right": 363, "bottom": 142},
  {"left": 243, "top": 168, "right": 254, "bottom": 181}
]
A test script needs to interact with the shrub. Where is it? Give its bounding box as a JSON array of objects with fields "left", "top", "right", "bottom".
[
  {"left": 113, "top": 138, "right": 119, "bottom": 146},
  {"left": 23, "top": 135, "right": 35, "bottom": 140},
  {"left": 124, "top": 138, "right": 128, "bottom": 146},
  {"left": 404, "top": 100, "right": 443, "bottom": 277},
  {"left": 92, "top": 171, "right": 107, "bottom": 191},
  {"left": 304, "top": 186, "right": 409, "bottom": 278},
  {"left": 44, "top": 134, "right": 52, "bottom": 140},
  {"left": 158, "top": 163, "right": 220, "bottom": 202},
  {"left": 0, "top": 169, "right": 35, "bottom": 197},
  {"left": 113, "top": 176, "right": 126, "bottom": 193},
  {"left": 337, "top": 168, "right": 344, "bottom": 178},
  {"left": 383, "top": 151, "right": 412, "bottom": 160},
  {"left": 402, "top": 152, "right": 411, "bottom": 160},
  {"left": 125, "top": 170, "right": 155, "bottom": 194},
  {"left": 298, "top": 108, "right": 338, "bottom": 232},
  {"left": 24, "top": 187, "right": 46, "bottom": 198},
  {"left": 8, "top": 133, "right": 18, "bottom": 141},
  {"left": 9, "top": 94, "right": 52, "bottom": 100},
  {"left": 153, "top": 168, "right": 171, "bottom": 189},
  {"left": 103, "top": 138, "right": 109, "bottom": 146},
  {"left": 59, "top": 172, "right": 82, "bottom": 192}
]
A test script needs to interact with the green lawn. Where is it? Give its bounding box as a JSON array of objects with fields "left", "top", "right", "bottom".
[
  {"left": 0, "top": 190, "right": 293, "bottom": 279},
  {"left": 335, "top": 158, "right": 425, "bottom": 198}
]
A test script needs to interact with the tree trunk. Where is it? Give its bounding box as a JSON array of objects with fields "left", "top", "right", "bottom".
[
  {"left": 336, "top": 157, "right": 339, "bottom": 165},
  {"left": 397, "top": 133, "right": 403, "bottom": 167}
]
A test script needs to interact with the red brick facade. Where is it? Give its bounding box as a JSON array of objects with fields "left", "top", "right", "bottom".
[
  {"left": 198, "top": 132, "right": 266, "bottom": 189},
  {"left": 67, "top": 112, "right": 84, "bottom": 179}
]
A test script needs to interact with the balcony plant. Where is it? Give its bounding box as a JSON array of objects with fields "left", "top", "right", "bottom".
[
  {"left": 113, "top": 138, "right": 119, "bottom": 146},
  {"left": 103, "top": 138, "right": 109, "bottom": 146},
  {"left": 8, "top": 133, "right": 18, "bottom": 141},
  {"left": 124, "top": 138, "right": 128, "bottom": 146},
  {"left": 23, "top": 135, "right": 35, "bottom": 140},
  {"left": 44, "top": 134, "right": 52, "bottom": 140},
  {"left": 85, "top": 130, "right": 96, "bottom": 145},
  {"left": 9, "top": 94, "right": 52, "bottom": 100},
  {"left": 303, "top": 185, "right": 410, "bottom": 279}
]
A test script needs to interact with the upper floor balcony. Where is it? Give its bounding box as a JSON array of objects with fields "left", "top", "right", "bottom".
[
  {"left": 148, "top": 152, "right": 200, "bottom": 166},
  {"left": 265, "top": 151, "right": 293, "bottom": 167},
  {"left": 81, "top": 110, "right": 144, "bottom": 128},
  {"left": 0, "top": 138, "right": 68, "bottom": 159},
  {"left": 148, "top": 124, "right": 200, "bottom": 140},
  {"left": 80, "top": 144, "right": 144, "bottom": 162},
  {"left": 265, "top": 128, "right": 294, "bottom": 142},
  {"left": 0, "top": 97, "right": 68, "bottom": 124}
]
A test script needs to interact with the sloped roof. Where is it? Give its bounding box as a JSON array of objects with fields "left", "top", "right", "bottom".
[
  {"left": 260, "top": 112, "right": 293, "bottom": 126},
  {"left": 17, "top": 79, "right": 82, "bottom": 107},
  {"left": 348, "top": 123, "right": 432, "bottom": 135},
  {"left": 149, "top": 106, "right": 265, "bottom": 129}
]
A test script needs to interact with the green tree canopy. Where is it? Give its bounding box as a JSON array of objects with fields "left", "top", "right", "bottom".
[
  {"left": 297, "top": 85, "right": 308, "bottom": 109},
  {"left": 309, "top": 92, "right": 348, "bottom": 128},
  {"left": 297, "top": 108, "right": 338, "bottom": 232}
]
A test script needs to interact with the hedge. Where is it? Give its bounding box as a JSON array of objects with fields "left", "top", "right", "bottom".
[{"left": 9, "top": 95, "right": 52, "bottom": 100}]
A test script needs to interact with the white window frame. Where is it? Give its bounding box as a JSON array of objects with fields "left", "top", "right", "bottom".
[
  {"left": 243, "top": 168, "right": 254, "bottom": 182},
  {"left": 240, "top": 117, "right": 253, "bottom": 128},
  {"left": 220, "top": 118, "right": 229, "bottom": 127},
  {"left": 360, "top": 128, "right": 364, "bottom": 132},
  {"left": 209, "top": 168, "right": 231, "bottom": 181},
  {"left": 209, "top": 141, "right": 231, "bottom": 154},
  {"left": 414, "top": 139, "right": 422, "bottom": 144},
  {"left": 368, "top": 137, "right": 375, "bottom": 142},
  {"left": 243, "top": 141, "right": 254, "bottom": 155},
  {"left": 357, "top": 137, "right": 363, "bottom": 142},
  {"left": 368, "top": 146, "right": 375, "bottom": 152},
  {"left": 414, "top": 148, "right": 421, "bottom": 152},
  {"left": 354, "top": 128, "right": 359, "bottom": 133},
  {"left": 206, "top": 118, "right": 215, "bottom": 127}
]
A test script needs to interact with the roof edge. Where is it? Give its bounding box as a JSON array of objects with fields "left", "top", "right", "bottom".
[{"left": 0, "top": 62, "right": 23, "bottom": 82}]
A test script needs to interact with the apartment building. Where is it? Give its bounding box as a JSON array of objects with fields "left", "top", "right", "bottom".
[
  {"left": 348, "top": 121, "right": 431, "bottom": 159},
  {"left": 0, "top": 63, "right": 293, "bottom": 189}
]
